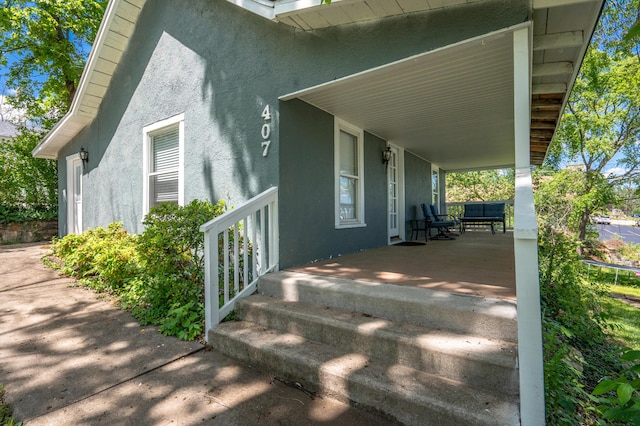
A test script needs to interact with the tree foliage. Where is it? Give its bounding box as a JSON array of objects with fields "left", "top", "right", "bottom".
[
  {"left": 534, "top": 167, "right": 616, "bottom": 236},
  {"left": 0, "top": 0, "right": 106, "bottom": 128},
  {"left": 0, "top": 0, "right": 106, "bottom": 211},
  {"left": 0, "top": 129, "right": 57, "bottom": 207},
  {"left": 445, "top": 169, "right": 514, "bottom": 203},
  {"left": 546, "top": 0, "right": 640, "bottom": 240}
]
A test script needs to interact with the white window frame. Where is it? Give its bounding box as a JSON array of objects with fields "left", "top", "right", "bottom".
[
  {"left": 142, "top": 113, "right": 185, "bottom": 217},
  {"left": 432, "top": 165, "right": 440, "bottom": 209},
  {"left": 334, "top": 118, "right": 365, "bottom": 228}
]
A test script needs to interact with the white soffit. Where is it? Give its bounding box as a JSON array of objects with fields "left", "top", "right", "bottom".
[
  {"left": 273, "top": 0, "right": 485, "bottom": 30},
  {"left": 281, "top": 24, "right": 525, "bottom": 171}
]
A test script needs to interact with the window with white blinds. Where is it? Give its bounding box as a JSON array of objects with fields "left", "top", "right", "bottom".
[
  {"left": 150, "top": 126, "right": 179, "bottom": 206},
  {"left": 143, "top": 113, "right": 184, "bottom": 216}
]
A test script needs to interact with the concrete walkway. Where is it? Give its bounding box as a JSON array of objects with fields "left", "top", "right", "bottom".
[{"left": 0, "top": 243, "right": 394, "bottom": 425}]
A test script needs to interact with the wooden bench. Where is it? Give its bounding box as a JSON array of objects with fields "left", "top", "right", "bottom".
[{"left": 459, "top": 203, "right": 506, "bottom": 234}]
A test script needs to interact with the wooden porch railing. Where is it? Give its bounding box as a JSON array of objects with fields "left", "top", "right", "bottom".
[
  {"left": 200, "top": 187, "right": 279, "bottom": 340},
  {"left": 446, "top": 200, "right": 514, "bottom": 228}
]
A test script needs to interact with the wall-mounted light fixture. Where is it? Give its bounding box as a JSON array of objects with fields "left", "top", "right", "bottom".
[
  {"left": 79, "top": 147, "right": 89, "bottom": 171},
  {"left": 382, "top": 146, "right": 392, "bottom": 165}
]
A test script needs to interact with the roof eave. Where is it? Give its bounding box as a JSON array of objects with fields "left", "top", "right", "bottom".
[{"left": 32, "top": 0, "right": 147, "bottom": 159}]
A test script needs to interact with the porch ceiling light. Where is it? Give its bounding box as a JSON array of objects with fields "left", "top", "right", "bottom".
[
  {"left": 79, "top": 146, "right": 89, "bottom": 170},
  {"left": 382, "top": 146, "right": 392, "bottom": 165}
]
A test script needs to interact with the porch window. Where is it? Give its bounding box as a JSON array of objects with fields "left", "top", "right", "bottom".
[
  {"left": 335, "top": 118, "right": 365, "bottom": 228},
  {"left": 143, "top": 113, "right": 184, "bottom": 216},
  {"left": 432, "top": 166, "right": 439, "bottom": 208}
]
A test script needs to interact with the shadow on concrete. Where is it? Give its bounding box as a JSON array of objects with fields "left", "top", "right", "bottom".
[{"left": 0, "top": 244, "right": 393, "bottom": 425}]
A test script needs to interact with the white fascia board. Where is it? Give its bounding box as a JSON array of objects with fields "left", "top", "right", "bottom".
[
  {"left": 274, "top": 0, "right": 341, "bottom": 15},
  {"left": 226, "top": 0, "right": 275, "bottom": 19}
]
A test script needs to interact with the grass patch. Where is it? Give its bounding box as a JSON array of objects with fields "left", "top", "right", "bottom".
[
  {"left": 607, "top": 283, "right": 640, "bottom": 299},
  {"left": 586, "top": 266, "right": 640, "bottom": 287},
  {"left": 600, "top": 294, "right": 640, "bottom": 350}
]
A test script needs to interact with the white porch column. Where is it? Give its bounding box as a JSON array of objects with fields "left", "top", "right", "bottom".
[{"left": 513, "top": 26, "right": 545, "bottom": 425}]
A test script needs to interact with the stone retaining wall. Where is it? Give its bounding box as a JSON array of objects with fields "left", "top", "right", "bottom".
[{"left": 0, "top": 220, "right": 58, "bottom": 244}]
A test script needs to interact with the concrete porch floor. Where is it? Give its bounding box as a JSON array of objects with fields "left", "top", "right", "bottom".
[{"left": 289, "top": 230, "right": 516, "bottom": 300}]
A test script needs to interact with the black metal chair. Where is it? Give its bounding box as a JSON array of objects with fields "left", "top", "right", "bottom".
[{"left": 409, "top": 218, "right": 429, "bottom": 241}]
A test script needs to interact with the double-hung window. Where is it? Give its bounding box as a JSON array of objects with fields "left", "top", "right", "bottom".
[
  {"left": 432, "top": 165, "right": 439, "bottom": 208},
  {"left": 335, "top": 118, "right": 365, "bottom": 228},
  {"left": 143, "top": 113, "right": 184, "bottom": 216}
]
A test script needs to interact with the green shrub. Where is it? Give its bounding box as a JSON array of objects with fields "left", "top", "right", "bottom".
[
  {"left": 539, "top": 226, "right": 624, "bottom": 424},
  {"left": 591, "top": 349, "right": 640, "bottom": 424},
  {"left": 133, "top": 200, "right": 225, "bottom": 329},
  {"left": 45, "top": 199, "right": 226, "bottom": 341},
  {"left": 138, "top": 200, "right": 225, "bottom": 280},
  {"left": 47, "top": 222, "right": 139, "bottom": 293},
  {"left": 619, "top": 242, "right": 640, "bottom": 267},
  {"left": 159, "top": 301, "right": 204, "bottom": 341},
  {"left": 0, "top": 204, "right": 56, "bottom": 224}
]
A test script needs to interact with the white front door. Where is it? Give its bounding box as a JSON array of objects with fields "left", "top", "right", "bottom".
[
  {"left": 387, "top": 146, "right": 401, "bottom": 239},
  {"left": 67, "top": 156, "right": 83, "bottom": 234}
]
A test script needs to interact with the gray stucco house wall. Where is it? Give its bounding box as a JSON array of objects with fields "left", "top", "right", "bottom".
[{"left": 55, "top": 0, "right": 529, "bottom": 269}]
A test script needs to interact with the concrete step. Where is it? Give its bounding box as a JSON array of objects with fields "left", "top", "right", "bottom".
[
  {"left": 210, "top": 321, "right": 520, "bottom": 426},
  {"left": 258, "top": 271, "right": 518, "bottom": 342},
  {"left": 236, "top": 295, "right": 519, "bottom": 394}
]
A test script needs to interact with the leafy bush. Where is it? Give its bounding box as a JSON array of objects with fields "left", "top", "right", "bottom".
[
  {"left": 591, "top": 349, "right": 640, "bottom": 423},
  {"left": 132, "top": 200, "right": 225, "bottom": 334},
  {"left": 138, "top": 200, "right": 224, "bottom": 282},
  {"left": 45, "top": 199, "right": 226, "bottom": 341},
  {"left": 47, "top": 222, "right": 139, "bottom": 292},
  {"left": 0, "top": 130, "right": 57, "bottom": 210},
  {"left": 539, "top": 226, "right": 624, "bottom": 424},
  {"left": 619, "top": 242, "right": 640, "bottom": 266},
  {"left": 0, "top": 204, "right": 57, "bottom": 224}
]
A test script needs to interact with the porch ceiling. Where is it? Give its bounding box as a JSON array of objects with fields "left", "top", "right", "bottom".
[
  {"left": 281, "top": 26, "right": 518, "bottom": 171},
  {"left": 279, "top": 0, "right": 604, "bottom": 171}
]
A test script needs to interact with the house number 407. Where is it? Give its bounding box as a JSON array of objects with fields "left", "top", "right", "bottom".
[{"left": 260, "top": 105, "right": 271, "bottom": 157}]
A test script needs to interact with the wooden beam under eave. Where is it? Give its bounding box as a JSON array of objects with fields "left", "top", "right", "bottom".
[
  {"left": 532, "top": 99, "right": 562, "bottom": 110},
  {"left": 531, "top": 121, "right": 557, "bottom": 129},
  {"left": 530, "top": 136, "right": 552, "bottom": 143},
  {"left": 530, "top": 138, "right": 550, "bottom": 143},
  {"left": 533, "top": 62, "right": 574, "bottom": 77},
  {"left": 532, "top": 110, "right": 560, "bottom": 120},
  {"left": 531, "top": 129, "right": 555, "bottom": 138},
  {"left": 533, "top": 31, "right": 583, "bottom": 50},
  {"left": 530, "top": 142, "right": 551, "bottom": 150}
]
